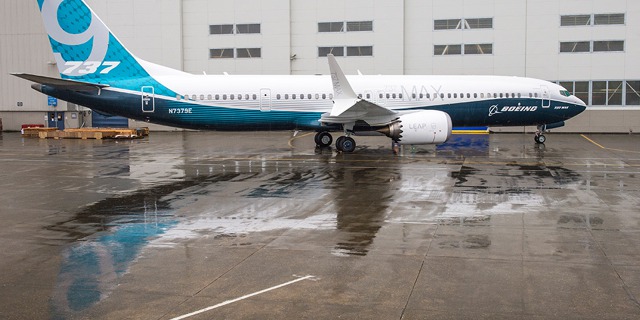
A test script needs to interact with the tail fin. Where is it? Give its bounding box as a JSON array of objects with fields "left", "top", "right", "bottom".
[{"left": 38, "top": 0, "right": 160, "bottom": 84}]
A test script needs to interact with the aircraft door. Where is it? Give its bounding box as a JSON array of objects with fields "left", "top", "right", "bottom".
[
  {"left": 260, "top": 88, "right": 271, "bottom": 112},
  {"left": 141, "top": 86, "right": 155, "bottom": 112},
  {"left": 540, "top": 85, "right": 550, "bottom": 108}
]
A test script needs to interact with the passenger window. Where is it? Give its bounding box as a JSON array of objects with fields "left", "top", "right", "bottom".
[
  {"left": 366, "top": 93, "right": 371, "bottom": 99},
  {"left": 412, "top": 93, "right": 416, "bottom": 99},
  {"left": 199, "top": 94, "right": 204, "bottom": 100},
  {"left": 176, "top": 95, "right": 181, "bottom": 100},
  {"left": 230, "top": 94, "right": 235, "bottom": 100},
  {"left": 292, "top": 94, "right": 296, "bottom": 100},
  {"left": 277, "top": 94, "right": 281, "bottom": 100},
  {"left": 315, "top": 94, "right": 320, "bottom": 99},
  {"left": 419, "top": 93, "right": 423, "bottom": 99},
  {"left": 392, "top": 93, "right": 396, "bottom": 99},
  {"left": 473, "top": 93, "right": 477, "bottom": 98},
  {"left": 191, "top": 95, "right": 197, "bottom": 100},
  {"left": 426, "top": 93, "right": 430, "bottom": 99},
  {"left": 322, "top": 93, "right": 327, "bottom": 99},
  {"left": 223, "top": 94, "right": 227, "bottom": 100},
  {"left": 399, "top": 93, "right": 403, "bottom": 99},
  {"left": 448, "top": 93, "right": 452, "bottom": 99},
  {"left": 285, "top": 94, "right": 289, "bottom": 99},
  {"left": 308, "top": 94, "right": 312, "bottom": 99}
]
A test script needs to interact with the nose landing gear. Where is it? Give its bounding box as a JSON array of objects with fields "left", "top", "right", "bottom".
[{"left": 534, "top": 131, "right": 546, "bottom": 144}]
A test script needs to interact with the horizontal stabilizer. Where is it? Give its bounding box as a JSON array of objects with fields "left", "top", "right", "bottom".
[{"left": 11, "top": 73, "right": 109, "bottom": 90}]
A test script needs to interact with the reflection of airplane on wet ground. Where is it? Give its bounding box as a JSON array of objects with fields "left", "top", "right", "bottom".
[{"left": 15, "top": 0, "right": 586, "bottom": 152}]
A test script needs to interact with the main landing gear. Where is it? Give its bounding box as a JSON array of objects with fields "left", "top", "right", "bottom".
[{"left": 314, "top": 131, "right": 356, "bottom": 153}]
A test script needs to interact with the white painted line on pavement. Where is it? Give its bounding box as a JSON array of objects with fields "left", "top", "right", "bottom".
[{"left": 170, "top": 275, "right": 317, "bottom": 320}]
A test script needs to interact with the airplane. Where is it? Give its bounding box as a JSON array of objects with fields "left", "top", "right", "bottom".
[{"left": 14, "top": 0, "right": 586, "bottom": 152}]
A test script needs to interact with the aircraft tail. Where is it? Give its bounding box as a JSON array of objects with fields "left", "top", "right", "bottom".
[{"left": 37, "top": 0, "right": 183, "bottom": 89}]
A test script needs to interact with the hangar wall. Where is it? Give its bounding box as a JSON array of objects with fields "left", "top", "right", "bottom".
[{"left": 0, "top": 0, "right": 638, "bottom": 132}]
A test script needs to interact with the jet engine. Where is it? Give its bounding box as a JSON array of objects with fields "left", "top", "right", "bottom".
[{"left": 379, "top": 110, "right": 452, "bottom": 145}]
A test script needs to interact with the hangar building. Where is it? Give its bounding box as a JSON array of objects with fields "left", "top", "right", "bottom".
[{"left": 1, "top": 0, "right": 638, "bottom": 132}]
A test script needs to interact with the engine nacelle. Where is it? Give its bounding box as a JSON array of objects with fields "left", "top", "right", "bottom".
[{"left": 380, "top": 110, "right": 452, "bottom": 145}]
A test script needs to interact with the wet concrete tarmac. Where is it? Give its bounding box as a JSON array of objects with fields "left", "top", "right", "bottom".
[{"left": 0, "top": 131, "right": 639, "bottom": 319}]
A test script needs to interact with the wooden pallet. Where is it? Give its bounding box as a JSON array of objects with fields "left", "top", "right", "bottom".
[{"left": 23, "top": 127, "right": 149, "bottom": 140}]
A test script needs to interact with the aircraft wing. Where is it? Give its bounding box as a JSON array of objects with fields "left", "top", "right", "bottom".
[
  {"left": 325, "top": 54, "right": 397, "bottom": 123},
  {"left": 11, "top": 73, "right": 110, "bottom": 90}
]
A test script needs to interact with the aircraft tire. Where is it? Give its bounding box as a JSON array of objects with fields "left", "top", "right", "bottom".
[
  {"left": 339, "top": 137, "right": 356, "bottom": 153},
  {"left": 314, "top": 131, "right": 333, "bottom": 147},
  {"left": 335, "top": 136, "right": 345, "bottom": 152},
  {"left": 535, "top": 135, "right": 546, "bottom": 144}
]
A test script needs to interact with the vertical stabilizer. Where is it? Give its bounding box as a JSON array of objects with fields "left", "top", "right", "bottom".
[
  {"left": 37, "top": 0, "right": 179, "bottom": 95},
  {"left": 40, "top": 0, "right": 139, "bottom": 80}
]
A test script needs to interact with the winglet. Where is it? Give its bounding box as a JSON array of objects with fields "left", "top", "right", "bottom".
[{"left": 327, "top": 54, "right": 359, "bottom": 116}]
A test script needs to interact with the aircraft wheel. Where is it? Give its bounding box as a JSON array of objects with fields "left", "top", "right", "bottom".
[
  {"left": 338, "top": 136, "right": 356, "bottom": 153},
  {"left": 535, "top": 134, "right": 546, "bottom": 144},
  {"left": 335, "top": 136, "right": 345, "bottom": 152},
  {"left": 314, "top": 131, "right": 333, "bottom": 147}
]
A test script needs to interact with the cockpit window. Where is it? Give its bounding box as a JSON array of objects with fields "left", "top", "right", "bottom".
[{"left": 560, "top": 90, "right": 571, "bottom": 97}]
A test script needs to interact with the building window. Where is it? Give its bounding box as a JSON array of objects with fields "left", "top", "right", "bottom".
[
  {"left": 236, "top": 23, "right": 261, "bottom": 34},
  {"left": 210, "top": 48, "right": 234, "bottom": 58},
  {"left": 626, "top": 81, "right": 640, "bottom": 105},
  {"left": 560, "top": 41, "right": 624, "bottom": 53},
  {"left": 236, "top": 48, "right": 261, "bottom": 58},
  {"left": 594, "top": 13, "right": 625, "bottom": 25},
  {"left": 209, "top": 24, "right": 234, "bottom": 34},
  {"left": 464, "top": 43, "right": 493, "bottom": 54},
  {"left": 210, "top": 24, "right": 261, "bottom": 35},
  {"left": 464, "top": 18, "right": 493, "bottom": 29},
  {"left": 319, "top": 21, "right": 373, "bottom": 33},
  {"left": 434, "top": 19, "right": 461, "bottom": 30},
  {"left": 561, "top": 14, "right": 624, "bottom": 26},
  {"left": 434, "top": 18, "right": 492, "bottom": 30},
  {"left": 210, "top": 48, "right": 261, "bottom": 59},
  {"left": 434, "top": 44, "right": 462, "bottom": 55},
  {"left": 560, "top": 41, "right": 590, "bottom": 53},
  {"left": 318, "top": 47, "right": 345, "bottom": 57},
  {"left": 592, "top": 81, "right": 623, "bottom": 106},
  {"left": 318, "top": 22, "right": 344, "bottom": 32},
  {"left": 574, "top": 81, "right": 590, "bottom": 104},
  {"left": 435, "top": 44, "right": 492, "bottom": 55},
  {"left": 346, "top": 21, "right": 373, "bottom": 32},
  {"left": 593, "top": 40, "right": 624, "bottom": 52},
  {"left": 560, "top": 15, "right": 591, "bottom": 26},
  {"left": 347, "top": 46, "right": 373, "bottom": 56}
]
